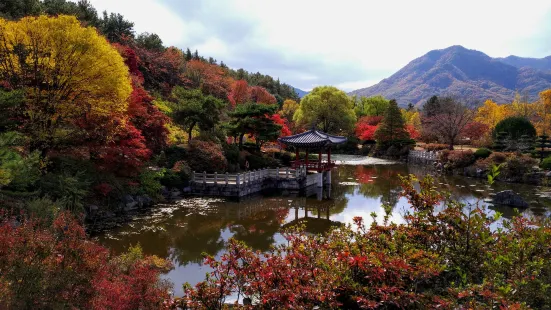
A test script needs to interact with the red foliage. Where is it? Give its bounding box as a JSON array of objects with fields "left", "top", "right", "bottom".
[
  {"left": 93, "top": 182, "right": 113, "bottom": 197},
  {"left": 0, "top": 212, "right": 170, "bottom": 309},
  {"left": 228, "top": 80, "right": 250, "bottom": 106},
  {"left": 127, "top": 85, "right": 169, "bottom": 152},
  {"left": 462, "top": 121, "right": 489, "bottom": 141},
  {"left": 406, "top": 124, "right": 420, "bottom": 139},
  {"left": 134, "top": 46, "right": 185, "bottom": 95},
  {"left": 270, "top": 114, "right": 291, "bottom": 137},
  {"left": 185, "top": 60, "right": 232, "bottom": 100},
  {"left": 355, "top": 116, "right": 383, "bottom": 140},
  {"left": 112, "top": 43, "right": 144, "bottom": 84},
  {"left": 250, "top": 86, "right": 277, "bottom": 105},
  {"left": 186, "top": 140, "right": 228, "bottom": 173},
  {"left": 95, "top": 120, "right": 152, "bottom": 176}
]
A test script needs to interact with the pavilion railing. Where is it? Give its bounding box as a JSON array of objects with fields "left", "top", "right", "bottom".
[
  {"left": 191, "top": 167, "right": 307, "bottom": 186},
  {"left": 291, "top": 160, "right": 336, "bottom": 171}
]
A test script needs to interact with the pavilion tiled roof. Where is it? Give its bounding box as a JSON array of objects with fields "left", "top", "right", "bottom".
[{"left": 278, "top": 129, "right": 347, "bottom": 148}]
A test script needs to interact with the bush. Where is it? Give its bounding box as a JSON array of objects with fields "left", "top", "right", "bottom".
[
  {"left": 493, "top": 116, "right": 536, "bottom": 140},
  {"left": 542, "top": 156, "right": 551, "bottom": 170},
  {"left": 244, "top": 154, "right": 279, "bottom": 170},
  {"left": 164, "top": 145, "right": 187, "bottom": 168},
  {"left": 181, "top": 176, "right": 551, "bottom": 309},
  {"left": 223, "top": 143, "right": 240, "bottom": 166},
  {"left": 359, "top": 144, "right": 372, "bottom": 156},
  {"left": 278, "top": 152, "right": 293, "bottom": 166},
  {"left": 187, "top": 140, "right": 228, "bottom": 173},
  {"left": 0, "top": 212, "right": 171, "bottom": 309},
  {"left": 138, "top": 168, "right": 164, "bottom": 199},
  {"left": 424, "top": 143, "right": 448, "bottom": 151},
  {"left": 332, "top": 136, "right": 359, "bottom": 154},
  {"left": 446, "top": 150, "right": 475, "bottom": 169},
  {"left": 504, "top": 153, "right": 537, "bottom": 176},
  {"left": 474, "top": 148, "right": 492, "bottom": 159}
]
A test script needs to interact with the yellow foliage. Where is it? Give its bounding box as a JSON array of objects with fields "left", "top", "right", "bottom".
[
  {"left": 401, "top": 109, "right": 422, "bottom": 131},
  {"left": 166, "top": 122, "right": 188, "bottom": 145},
  {"left": 279, "top": 99, "right": 299, "bottom": 123},
  {"left": 474, "top": 100, "right": 511, "bottom": 129},
  {"left": 0, "top": 15, "right": 131, "bottom": 120}
]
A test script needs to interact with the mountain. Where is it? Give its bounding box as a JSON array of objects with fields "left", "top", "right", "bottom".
[
  {"left": 350, "top": 45, "right": 551, "bottom": 106},
  {"left": 496, "top": 55, "right": 551, "bottom": 71},
  {"left": 293, "top": 87, "right": 309, "bottom": 98}
]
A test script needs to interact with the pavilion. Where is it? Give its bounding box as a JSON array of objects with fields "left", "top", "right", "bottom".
[{"left": 278, "top": 128, "right": 347, "bottom": 187}]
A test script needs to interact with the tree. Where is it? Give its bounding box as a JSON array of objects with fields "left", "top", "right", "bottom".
[
  {"left": 422, "top": 95, "right": 441, "bottom": 117},
  {"left": 294, "top": 86, "right": 356, "bottom": 134},
  {"left": 354, "top": 95, "right": 390, "bottom": 118},
  {"left": 250, "top": 86, "right": 277, "bottom": 105},
  {"left": 493, "top": 116, "right": 536, "bottom": 140},
  {"left": 475, "top": 99, "right": 511, "bottom": 129},
  {"left": 171, "top": 87, "right": 225, "bottom": 141},
  {"left": 227, "top": 103, "right": 281, "bottom": 149},
  {"left": 0, "top": 15, "right": 132, "bottom": 156},
  {"left": 355, "top": 116, "right": 383, "bottom": 141},
  {"left": 462, "top": 121, "right": 489, "bottom": 142},
  {"left": 99, "top": 11, "right": 134, "bottom": 43},
  {"left": 184, "top": 59, "right": 232, "bottom": 100},
  {"left": 279, "top": 99, "right": 299, "bottom": 132},
  {"left": 424, "top": 97, "right": 474, "bottom": 149},
  {"left": 374, "top": 100, "right": 410, "bottom": 146},
  {"left": 127, "top": 86, "right": 169, "bottom": 152},
  {"left": 0, "top": 0, "right": 41, "bottom": 20},
  {"left": 228, "top": 80, "right": 250, "bottom": 106},
  {"left": 135, "top": 32, "right": 164, "bottom": 51}
]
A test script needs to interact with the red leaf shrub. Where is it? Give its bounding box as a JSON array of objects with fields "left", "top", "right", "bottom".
[
  {"left": 405, "top": 124, "right": 420, "bottom": 139},
  {"left": 270, "top": 114, "right": 291, "bottom": 137},
  {"left": 0, "top": 212, "right": 171, "bottom": 309},
  {"left": 462, "top": 121, "right": 489, "bottom": 141},
  {"left": 185, "top": 60, "right": 232, "bottom": 100},
  {"left": 180, "top": 175, "right": 551, "bottom": 309},
  {"left": 445, "top": 150, "right": 475, "bottom": 169},
  {"left": 186, "top": 140, "right": 228, "bottom": 173},
  {"left": 355, "top": 116, "right": 383, "bottom": 141},
  {"left": 424, "top": 143, "right": 449, "bottom": 151}
]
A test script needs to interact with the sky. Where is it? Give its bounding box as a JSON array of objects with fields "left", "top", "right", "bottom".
[{"left": 83, "top": 0, "right": 551, "bottom": 92}]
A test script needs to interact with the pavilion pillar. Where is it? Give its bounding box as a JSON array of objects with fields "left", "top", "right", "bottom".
[
  {"left": 318, "top": 149, "right": 322, "bottom": 172},
  {"left": 317, "top": 171, "right": 323, "bottom": 188},
  {"left": 295, "top": 148, "right": 300, "bottom": 168},
  {"left": 327, "top": 147, "right": 331, "bottom": 164},
  {"left": 305, "top": 149, "right": 309, "bottom": 171}
]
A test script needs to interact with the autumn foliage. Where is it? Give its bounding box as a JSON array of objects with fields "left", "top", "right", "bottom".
[
  {"left": 181, "top": 176, "right": 551, "bottom": 309},
  {"left": 0, "top": 212, "right": 171, "bottom": 309}
]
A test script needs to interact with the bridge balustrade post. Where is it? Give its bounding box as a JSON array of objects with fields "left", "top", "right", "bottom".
[
  {"left": 203, "top": 171, "right": 206, "bottom": 184},
  {"left": 192, "top": 171, "right": 195, "bottom": 182},
  {"left": 214, "top": 172, "right": 218, "bottom": 185},
  {"left": 286, "top": 167, "right": 289, "bottom": 179},
  {"left": 236, "top": 174, "right": 240, "bottom": 187},
  {"left": 225, "top": 172, "right": 228, "bottom": 185}
]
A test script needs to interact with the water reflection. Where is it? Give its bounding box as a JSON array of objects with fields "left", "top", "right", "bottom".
[{"left": 97, "top": 164, "right": 551, "bottom": 296}]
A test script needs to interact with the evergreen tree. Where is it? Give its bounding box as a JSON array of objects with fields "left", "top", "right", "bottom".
[
  {"left": 185, "top": 48, "right": 192, "bottom": 61},
  {"left": 374, "top": 99, "right": 410, "bottom": 146},
  {"left": 226, "top": 103, "right": 281, "bottom": 149},
  {"left": 423, "top": 95, "right": 440, "bottom": 117}
]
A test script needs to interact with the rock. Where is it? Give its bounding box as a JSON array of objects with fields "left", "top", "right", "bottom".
[
  {"left": 136, "top": 195, "right": 153, "bottom": 208},
  {"left": 169, "top": 189, "right": 182, "bottom": 199},
  {"left": 493, "top": 190, "right": 529, "bottom": 208}
]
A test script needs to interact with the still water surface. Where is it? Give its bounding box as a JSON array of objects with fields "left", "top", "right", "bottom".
[{"left": 97, "top": 164, "right": 551, "bottom": 296}]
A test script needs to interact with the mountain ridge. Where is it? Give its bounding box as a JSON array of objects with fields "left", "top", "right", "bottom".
[{"left": 350, "top": 45, "right": 551, "bottom": 106}]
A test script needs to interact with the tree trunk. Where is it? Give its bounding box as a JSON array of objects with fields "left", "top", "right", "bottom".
[{"left": 239, "top": 133, "right": 245, "bottom": 150}]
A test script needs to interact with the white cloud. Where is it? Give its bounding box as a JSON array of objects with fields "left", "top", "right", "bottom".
[{"left": 79, "top": 0, "right": 551, "bottom": 91}]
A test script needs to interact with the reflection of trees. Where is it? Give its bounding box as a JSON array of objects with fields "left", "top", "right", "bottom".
[
  {"left": 170, "top": 214, "right": 226, "bottom": 266},
  {"left": 353, "top": 165, "right": 405, "bottom": 209},
  {"left": 230, "top": 208, "right": 287, "bottom": 252}
]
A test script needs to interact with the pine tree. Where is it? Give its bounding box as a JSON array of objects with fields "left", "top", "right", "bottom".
[
  {"left": 185, "top": 48, "right": 192, "bottom": 61},
  {"left": 374, "top": 99, "right": 410, "bottom": 147}
]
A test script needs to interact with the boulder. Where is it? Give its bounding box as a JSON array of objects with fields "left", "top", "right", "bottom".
[
  {"left": 122, "top": 195, "right": 138, "bottom": 211},
  {"left": 493, "top": 190, "right": 529, "bottom": 208},
  {"left": 136, "top": 195, "right": 153, "bottom": 208}
]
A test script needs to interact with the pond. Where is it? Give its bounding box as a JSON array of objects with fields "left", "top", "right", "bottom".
[{"left": 96, "top": 161, "right": 551, "bottom": 296}]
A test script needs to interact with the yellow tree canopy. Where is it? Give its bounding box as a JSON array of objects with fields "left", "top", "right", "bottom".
[
  {"left": 0, "top": 15, "right": 131, "bottom": 119},
  {"left": 474, "top": 99, "right": 511, "bottom": 129},
  {"left": 401, "top": 109, "right": 422, "bottom": 131},
  {"left": 279, "top": 99, "right": 299, "bottom": 124}
]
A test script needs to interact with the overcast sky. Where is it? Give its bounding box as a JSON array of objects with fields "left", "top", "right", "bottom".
[{"left": 84, "top": 0, "right": 551, "bottom": 91}]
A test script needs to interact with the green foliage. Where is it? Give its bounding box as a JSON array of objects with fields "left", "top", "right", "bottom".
[
  {"left": 161, "top": 160, "right": 191, "bottom": 188},
  {"left": 294, "top": 86, "right": 356, "bottom": 134},
  {"left": 493, "top": 116, "right": 537, "bottom": 140},
  {"left": 487, "top": 163, "right": 502, "bottom": 185},
  {"left": 541, "top": 156, "right": 551, "bottom": 170},
  {"left": 474, "top": 147, "right": 492, "bottom": 159},
  {"left": 164, "top": 145, "right": 187, "bottom": 168},
  {"left": 98, "top": 11, "right": 134, "bottom": 43},
  {"left": 171, "top": 87, "right": 225, "bottom": 141},
  {"left": 0, "top": 89, "right": 23, "bottom": 131},
  {"left": 223, "top": 143, "right": 240, "bottom": 166},
  {"left": 353, "top": 95, "right": 390, "bottom": 118},
  {"left": 138, "top": 168, "right": 164, "bottom": 198},
  {"left": 244, "top": 154, "right": 279, "bottom": 170},
  {"left": 0, "top": 132, "right": 41, "bottom": 191},
  {"left": 226, "top": 103, "right": 281, "bottom": 149},
  {"left": 39, "top": 171, "right": 90, "bottom": 212},
  {"left": 422, "top": 95, "right": 440, "bottom": 117},
  {"left": 374, "top": 99, "right": 411, "bottom": 149},
  {"left": 332, "top": 136, "right": 360, "bottom": 154},
  {"left": 135, "top": 32, "right": 164, "bottom": 51},
  {"left": 25, "top": 196, "right": 61, "bottom": 225}
]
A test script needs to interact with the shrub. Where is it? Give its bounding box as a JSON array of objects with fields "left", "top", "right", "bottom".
[
  {"left": 278, "top": 152, "right": 293, "bottom": 166},
  {"left": 181, "top": 175, "right": 551, "bottom": 309},
  {"left": 424, "top": 143, "right": 448, "bottom": 151},
  {"left": 0, "top": 212, "right": 171, "bottom": 309},
  {"left": 244, "top": 154, "right": 279, "bottom": 170},
  {"left": 223, "top": 143, "right": 240, "bottom": 166},
  {"left": 446, "top": 150, "right": 475, "bottom": 169},
  {"left": 138, "top": 168, "right": 164, "bottom": 199},
  {"left": 493, "top": 116, "right": 536, "bottom": 140},
  {"left": 187, "top": 140, "right": 228, "bottom": 173},
  {"left": 542, "top": 156, "right": 551, "bottom": 170},
  {"left": 164, "top": 145, "right": 187, "bottom": 169},
  {"left": 161, "top": 160, "right": 192, "bottom": 188},
  {"left": 504, "top": 153, "right": 537, "bottom": 176},
  {"left": 333, "top": 136, "right": 359, "bottom": 154},
  {"left": 474, "top": 148, "right": 492, "bottom": 159}
]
